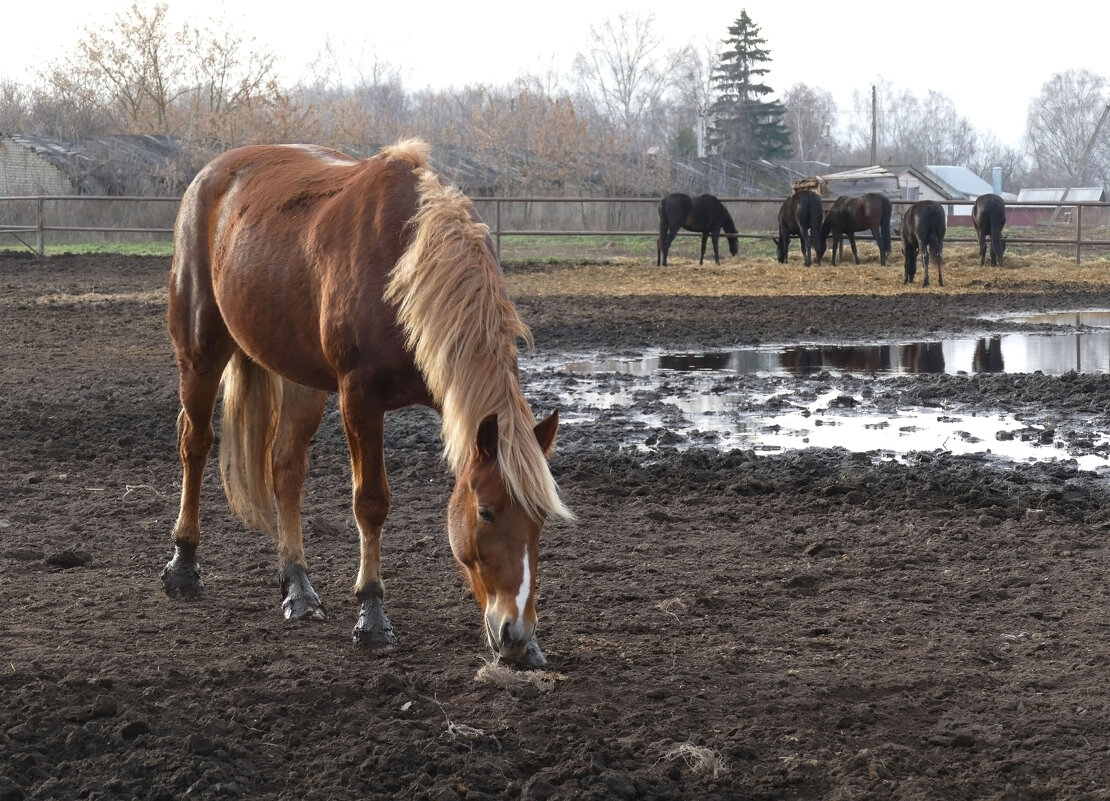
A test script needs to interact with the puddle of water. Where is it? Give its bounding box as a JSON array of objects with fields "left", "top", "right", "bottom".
[
  {"left": 536, "top": 309, "right": 1110, "bottom": 469},
  {"left": 565, "top": 333, "right": 1110, "bottom": 378}
]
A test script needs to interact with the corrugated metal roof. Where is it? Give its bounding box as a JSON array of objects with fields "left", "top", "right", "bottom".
[
  {"left": 1017, "top": 187, "right": 1106, "bottom": 203},
  {"left": 927, "top": 166, "right": 993, "bottom": 198}
]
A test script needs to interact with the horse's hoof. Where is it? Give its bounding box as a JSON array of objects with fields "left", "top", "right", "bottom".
[
  {"left": 280, "top": 566, "right": 326, "bottom": 621},
  {"left": 500, "top": 637, "right": 547, "bottom": 669},
  {"left": 161, "top": 547, "right": 203, "bottom": 599},
  {"left": 352, "top": 597, "right": 397, "bottom": 651}
]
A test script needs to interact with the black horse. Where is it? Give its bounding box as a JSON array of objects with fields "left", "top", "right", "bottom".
[
  {"left": 901, "top": 200, "right": 946, "bottom": 287},
  {"left": 972, "top": 193, "right": 1007, "bottom": 266},
  {"left": 821, "top": 192, "right": 893, "bottom": 266},
  {"left": 657, "top": 192, "right": 739, "bottom": 266},
  {"left": 773, "top": 190, "right": 824, "bottom": 266}
]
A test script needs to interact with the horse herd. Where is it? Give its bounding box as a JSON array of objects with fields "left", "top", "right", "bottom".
[{"left": 656, "top": 189, "right": 1009, "bottom": 287}]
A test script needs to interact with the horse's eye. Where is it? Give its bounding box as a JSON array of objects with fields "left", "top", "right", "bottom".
[{"left": 478, "top": 507, "right": 495, "bottom": 524}]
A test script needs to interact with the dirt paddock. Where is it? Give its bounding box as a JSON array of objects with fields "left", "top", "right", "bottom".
[{"left": 3, "top": 252, "right": 1110, "bottom": 800}]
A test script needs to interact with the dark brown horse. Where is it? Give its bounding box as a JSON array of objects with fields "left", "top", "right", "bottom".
[
  {"left": 901, "top": 200, "right": 947, "bottom": 287},
  {"left": 162, "top": 140, "right": 572, "bottom": 666},
  {"left": 657, "top": 192, "right": 739, "bottom": 265},
  {"left": 773, "top": 190, "right": 824, "bottom": 266},
  {"left": 821, "top": 192, "right": 893, "bottom": 266},
  {"left": 972, "top": 193, "right": 1007, "bottom": 266}
]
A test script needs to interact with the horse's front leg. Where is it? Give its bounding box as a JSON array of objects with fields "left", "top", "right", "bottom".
[
  {"left": 699, "top": 232, "right": 709, "bottom": 265},
  {"left": 272, "top": 382, "right": 329, "bottom": 620},
  {"left": 848, "top": 232, "right": 860, "bottom": 264},
  {"left": 339, "top": 385, "right": 397, "bottom": 651}
]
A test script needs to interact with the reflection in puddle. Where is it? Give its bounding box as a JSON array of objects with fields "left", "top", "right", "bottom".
[
  {"left": 540, "top": 311, "right": 1110, "bottom": 470},
  {"left": 565, "top": 332, "right": 1110, "bottom": 378}
]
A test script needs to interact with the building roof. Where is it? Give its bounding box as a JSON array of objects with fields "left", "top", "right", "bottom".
[
  {"left": 927, "top": 165, "right": 994, "bottom": 198},
  {"left": 1016, "top": 187, "right": 1107, "bottom": 203},
  {"left": 817, "top": 164, "right": 966, "bottom": 200}
]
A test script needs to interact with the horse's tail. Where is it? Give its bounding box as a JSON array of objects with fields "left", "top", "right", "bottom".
[
  {"left": 929, "top": 227, "right": 944, "bottom": 267},
  {"left": 218, "top": 350, "right": 282, "bottom": 535},
  {"left": 722, "top": 207, "right": 739, "bottom": 256}
]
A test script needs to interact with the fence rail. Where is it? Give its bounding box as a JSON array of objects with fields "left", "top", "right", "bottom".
[{"left": 2, "top": 194, "right": 1109, "bottom": 263}]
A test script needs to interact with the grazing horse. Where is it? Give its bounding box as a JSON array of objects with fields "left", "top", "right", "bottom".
[
  {"left": 821, "top": 192, "right": 893, "bottom": 266},
  {"left": 972, "top": 193, "right": 1007, "bottom": 266},
  {"left": 162, "top": 139, "right": 572, "bottom": 667},
  {"left": 773, "top": 190, "right": 824, "bottom": 266},
  {"left": 901, "top": 200, "right": 947, "bottom": 287},
  {"left": 657, "top": 192, "right": 739, "bottom": 265}
]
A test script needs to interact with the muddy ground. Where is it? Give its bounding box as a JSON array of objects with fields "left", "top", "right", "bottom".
[{"left": 3, "top": 252, "right": 1110, "bottom": 800}]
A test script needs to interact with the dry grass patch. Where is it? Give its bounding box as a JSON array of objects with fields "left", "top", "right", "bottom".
[{"left": 505, "top": 248, "right": 1110, "bottom": 299}]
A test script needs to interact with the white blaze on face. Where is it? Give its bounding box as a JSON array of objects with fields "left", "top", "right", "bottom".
[{"left": 514, "top": 546, "right": 531, "bottom": 619}]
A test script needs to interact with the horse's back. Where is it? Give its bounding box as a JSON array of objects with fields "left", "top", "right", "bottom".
[{"left": 171, "top": 144, "right": 425, "bottom": 392}]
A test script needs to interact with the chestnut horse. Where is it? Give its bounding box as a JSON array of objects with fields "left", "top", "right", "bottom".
[
  {"left": 773, "top": 190, "right": 824, "bottom": 266},
  {"left": 972, "top": 193, "right": 1007, "bottom": 266},
  {"left": 901, "top": 200, "right": 947, "bottom": 287},
  {"left": 656, "top": 192, "right": 739, "bottom": 266},
  {"left": 820, "top": 192, "right": 893, "bottom": 266},
  {"left": 162, "top": 139, "right": 572, "bottom": 666}
]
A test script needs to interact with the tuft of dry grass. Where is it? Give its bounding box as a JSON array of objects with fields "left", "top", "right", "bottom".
[
  {"left": 659, "top": 742, "right": 730, "bottom": 779},
  {"left": 474, "top": 660, "right": 567, "bottom": 691},
  {"left": 505, "top": 247, "right": 1110, "bottom": 300}
]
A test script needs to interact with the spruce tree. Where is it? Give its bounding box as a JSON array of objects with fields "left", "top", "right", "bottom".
[{"left": 708, "top": 11, "right": 792, "bottom": 161}]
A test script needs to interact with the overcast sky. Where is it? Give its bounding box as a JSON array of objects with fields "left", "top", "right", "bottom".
[{"left": 4, "top": 1, "right": 1106, "bottom": 149}]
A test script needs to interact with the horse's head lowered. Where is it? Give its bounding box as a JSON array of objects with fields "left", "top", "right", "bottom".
[{"left": 447, "top": 409, "right": 561, "bottom": 664}]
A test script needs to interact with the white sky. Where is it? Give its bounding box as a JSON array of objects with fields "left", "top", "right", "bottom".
[{"left": 4, "top": 2, "right": 1106, "bottom": 150}]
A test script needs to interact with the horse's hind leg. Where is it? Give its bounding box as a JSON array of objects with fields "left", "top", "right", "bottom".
[
  {"left": 272, "top": 382, "right": 328, "bottom": 619},
  {"left": 162, "top": 332, "right": 234, "bottom": 598},
  {"left": 338, "top": 381, "right": 397, "bottom": 650}
]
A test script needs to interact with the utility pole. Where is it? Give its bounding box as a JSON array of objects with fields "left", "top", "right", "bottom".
[{"left": 870, "top": 85, "right": 878, "bottom": 166}]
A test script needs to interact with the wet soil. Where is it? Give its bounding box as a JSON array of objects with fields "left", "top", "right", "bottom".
[{"left": 3, "top": 253, "right": 1110, "bottom": 800}]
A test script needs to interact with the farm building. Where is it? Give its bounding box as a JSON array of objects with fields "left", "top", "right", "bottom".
[
  {"left": 1010, "top": 187, "right": 1109, "bottom": 226},
  {"left": 817, "top": 165, "right": 964, "bottom": 204},
  {"left": 0, "top": 134, "right": 73, "bottom": 195},
  {"left": 0, "top": 133, "right": 188, "bottom": 196}
]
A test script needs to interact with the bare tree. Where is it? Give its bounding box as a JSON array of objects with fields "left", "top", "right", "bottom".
[
  {"left": 668, "top": 40, "right": 718, "bottom": 156},
  {"left": 1026, "top": 68, "right": 1110, "bottom": 186},
  {"left": 46, "top": 2, "right": 194, "bottom": 133},
  {"left": 782, "top": 83, "right": 835, "bottom": 163},
  {"left": 842, "top": 80, "right": 979, "bottom": 166},
  {"left": 572, "top": 13, "right": 667, "bottom": 141},
  {"left": 969, "top": 133, "right": 1030, "bottom": 192}
]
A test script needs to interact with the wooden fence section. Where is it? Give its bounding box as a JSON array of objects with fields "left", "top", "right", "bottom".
[{"left": 2, "top": 195, "right": 1109, "bottom": 263}]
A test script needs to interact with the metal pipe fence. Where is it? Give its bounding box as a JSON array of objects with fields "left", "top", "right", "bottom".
[{"left": 2, "top": 194, "right": 1109, "bottom": 264}]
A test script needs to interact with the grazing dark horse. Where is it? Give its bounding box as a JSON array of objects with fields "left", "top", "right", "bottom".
[
  {"left": 901, "top": 200, "right": 947, "bottom": 287},
  {"left": 657, "top": 192, "right": 739, "bottom": 265},
  {"left": 972, "top": 193, "right": 1007, "bottom": 266},
  {"left": 820, "top": 192, "right": 893, "bottom": 266},
  {"left": 162, "top": 139, "right": 572, "bottom": 667},
  {"left": 773, "top": 190, "right": 824, "bottom": 266}
]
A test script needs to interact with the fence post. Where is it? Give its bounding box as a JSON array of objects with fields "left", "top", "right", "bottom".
[
  {"left": 495, "top": 198, "right": 502, "bottom": 260},
  {"left": 36, "top": 198, "right": 44, "bottom": 257},
  {"left": 1076, "top": 204, "right": 1083, "bottom": 265}
]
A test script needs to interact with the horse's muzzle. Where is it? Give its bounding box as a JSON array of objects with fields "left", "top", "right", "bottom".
[{"left": 485, "top": 612, "right": 534, "bottom": 662}]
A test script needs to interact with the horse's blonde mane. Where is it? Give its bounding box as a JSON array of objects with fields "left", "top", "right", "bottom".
[{"left": 382, "top": 141, "right": 572, "bottom": 522}]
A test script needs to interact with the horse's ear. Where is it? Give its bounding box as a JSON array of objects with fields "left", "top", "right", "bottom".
[
  {"left": 533, "top": 408, "right": 559, "bottom": 457},
  {"left": 476, "top": 414, "right": 498, "bottom": 462}
]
